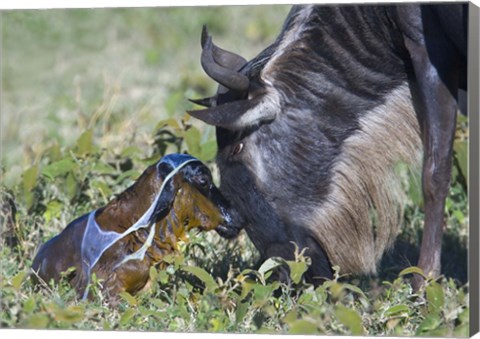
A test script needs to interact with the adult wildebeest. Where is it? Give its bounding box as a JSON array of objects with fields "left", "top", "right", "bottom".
[
  {"left": 188, "top": 4, "right": 468, "bottom": 287},
  {"left": 32, "top": 154, "right": 236, "bottom": 299}
]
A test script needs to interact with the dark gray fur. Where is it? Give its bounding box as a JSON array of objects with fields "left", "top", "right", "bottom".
[{"left": 190, "top": 4, "right": 468, "bottom": 285}]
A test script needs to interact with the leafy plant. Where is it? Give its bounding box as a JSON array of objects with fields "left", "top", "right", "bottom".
[{"left": 0, "top": 6, "right": 469, "bottom": 336}]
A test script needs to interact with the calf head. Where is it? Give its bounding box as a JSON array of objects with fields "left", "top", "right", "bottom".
[{"left": 32, "top": 153, "right": 240, "bottom": 299}]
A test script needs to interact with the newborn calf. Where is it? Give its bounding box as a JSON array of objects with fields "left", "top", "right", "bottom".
[{"left": 32, "top": 154, "right": 239, "bottom": 300}]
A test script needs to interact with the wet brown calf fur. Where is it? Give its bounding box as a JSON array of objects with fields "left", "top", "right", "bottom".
[{"left": 31, "top": 162, "right": 226, "bottom": 299}]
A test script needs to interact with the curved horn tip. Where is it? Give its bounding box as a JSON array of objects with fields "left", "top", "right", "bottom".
[
  {"left": 201, "top": 25, "right": 210, "bottom": 48},
  {"left": 202, "top": 33, "right": 213, "bottom": 51}
]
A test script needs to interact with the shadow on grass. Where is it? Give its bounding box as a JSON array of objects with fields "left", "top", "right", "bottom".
[{"left": 378, "top": 230, "right": 468, "bottom": 285}]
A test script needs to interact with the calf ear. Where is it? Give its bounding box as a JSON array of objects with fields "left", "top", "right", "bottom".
[
  {"left": 148, "top": 178, "right": 176, "bottom": 224},
  {"left": 187, "top": 94, "right": 279, "bottom": 130}
]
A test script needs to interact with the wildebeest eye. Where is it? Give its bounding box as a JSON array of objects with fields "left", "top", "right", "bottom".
[{"left": 232, "top": 142, "right": 244, "bottom": 156}]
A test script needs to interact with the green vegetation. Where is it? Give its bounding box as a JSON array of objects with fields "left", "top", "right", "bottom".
[{"left": 0, "top": 6, "right": 469, "bottom": 335}]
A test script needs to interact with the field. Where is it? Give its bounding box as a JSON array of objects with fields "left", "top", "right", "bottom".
[{"left": 0, "top": 6, "right": 470, "bottom": 335}]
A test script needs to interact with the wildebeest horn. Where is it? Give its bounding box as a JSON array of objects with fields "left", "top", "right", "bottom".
[
  {"left": 201, "top": 25, "right": 247, "bottom": 71},
  {"left": 200, "top": 26, "right": 249, "bottom": 92}
]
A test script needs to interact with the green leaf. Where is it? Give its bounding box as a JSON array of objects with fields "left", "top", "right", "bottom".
[
  {"left": 43, "top": 200, "right": 63, "bottom": 223},
  {"left": 235, "top": 302, "right": 249, "bottom": 324},
  {"left": 240, "top": 280, "right": 255, "bottom": 300},
  {"left": 22, "top": 165, "right": 39, "bottom": 209},
  {"left": 325, "top": 281, "right": 345, "bottom": 300},
  {"left": 199, "top": 140, "right": 217, "bottom": 162},
  {"left": 209, "top": 318, "right": 225, "bottom": 332},
  {"left": 23, "top": 297, "right": 37, "bottom": 314},
  {"left": 288, "top": 319, "right": 319, "bottom": 335},
  {"left": 11, "top": 270, "right": 27, "bottom": 290},
  {"left": 45, "top": 143, "right": 62, "bottom": 162},
  {"left": 454, "top": 139, "right": 468, "bottom": 181},
  {"left": 120, "top": 145, "right": 142, "bottom": 158},
  {"left": 151, "top": 300, "right": 166, "bottom": 310},
  {"left": 384, "top": 304, "right": 410, "bottom": 317},
  {"left": 426, "top": 281, "right": 445, "bottom": 314},
  {"left": 453, "top": 209, "right": 465, "bottom": 224},
  {"left": 91, "top": 179, "right": 112, "bottom": 198},
  {"left": 258, "top": 257, "right": 283, "bottom": 277},
  {"left": 119, "top": 291, "right": 138, "bottom": 307},
  {"left": 42, "top": 158, "right": 78, "bottom": 180},
  {"left": 287, "top": 260, "right": 308, "bottom": 284},
  {"left": 182, "top": 266, "right": 218, "bottom": 291},
  {"left": 119, "top": 308, "right": 136, "bottom": 326},
  {"left": 399, "top": 266, "right": 425, "bottom": 278},
  {"left": 184, "top": 126, "right": 201, "bottom": 157},
  {"left": 149, "top": 266, "right": 158, "bottom": 281},
  {"left": 252, "top": 282, "right": 279, "bottom": 308},
  {"left": 22, "top": 165, "right": 39, "bottom": 192},
  {"left": 156, "top": 270, "right": 169, "bottom": 284},
  {"left": 416, "top": 313, "right": 442, "bottom": 335},
  {"left": 91, "top": 162, "right": 117, "bottom": 175},
  {"left": 334, "top": 305, "right": 364, "bottom": 335},
  {"left": 114, "top": 169, "right": 140, "bottom": 185},
  {"left": 174, "top": 252, "right": 185, "bottom": 268},
  {"left": 53, "top": 305, "right": 85, "bottom": 323},
  {"left": 282, "top": 309, "right": 298, "bottom": 325},
  {"left": 65, "top": 172, "right": 78, "bottom": 200},
  {"left": 24, "top": 190, "right": 34, "bottom": 210},
  {"left": 341, "top": 282, "right": 368, "bottom": 300},
  {"left": 155, "top": 118, "right": 180, "bottom": 131},
  {"left": 26, "top": 314, "right": 50, "bottom": 328},
  {"left": 75, "top": 129, "right": 93, "bottom": 157}
]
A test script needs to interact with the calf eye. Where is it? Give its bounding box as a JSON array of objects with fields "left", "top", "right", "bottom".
[
  {"left": 197, "top": 175, "right": 209, "bottom": 189},
  {"left": 232, "top": 142, "right": 244, "bottom": 156}
]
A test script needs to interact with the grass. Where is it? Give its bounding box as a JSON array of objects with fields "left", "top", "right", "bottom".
[{"left": 0, "top": 5, "right": 470, "bottom": 336}]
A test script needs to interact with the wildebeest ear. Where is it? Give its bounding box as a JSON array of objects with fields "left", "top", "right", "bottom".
[
  {"left": 187, "top": 95, "right": 278, "bottom": 130},
  {"left": 188, "top": 96, "right": 216, "bottom": 108}
]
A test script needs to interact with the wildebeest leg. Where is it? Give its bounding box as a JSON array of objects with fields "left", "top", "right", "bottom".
[
  {"left": 399, "top": 6, "right": 460, "bottom": 289},
  {"left": 263, "top": 236, "right": 333, "bottom": 286},
  {"left": 415, "top": 88, "right": 457, "bottom": 290},
  {"left": 302, "top": 236, "right": 333, "bottom": 284}
]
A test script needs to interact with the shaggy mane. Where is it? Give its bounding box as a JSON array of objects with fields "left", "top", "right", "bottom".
[{"left": 308, "top": 84, "right": 422, "bottom": 275}]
